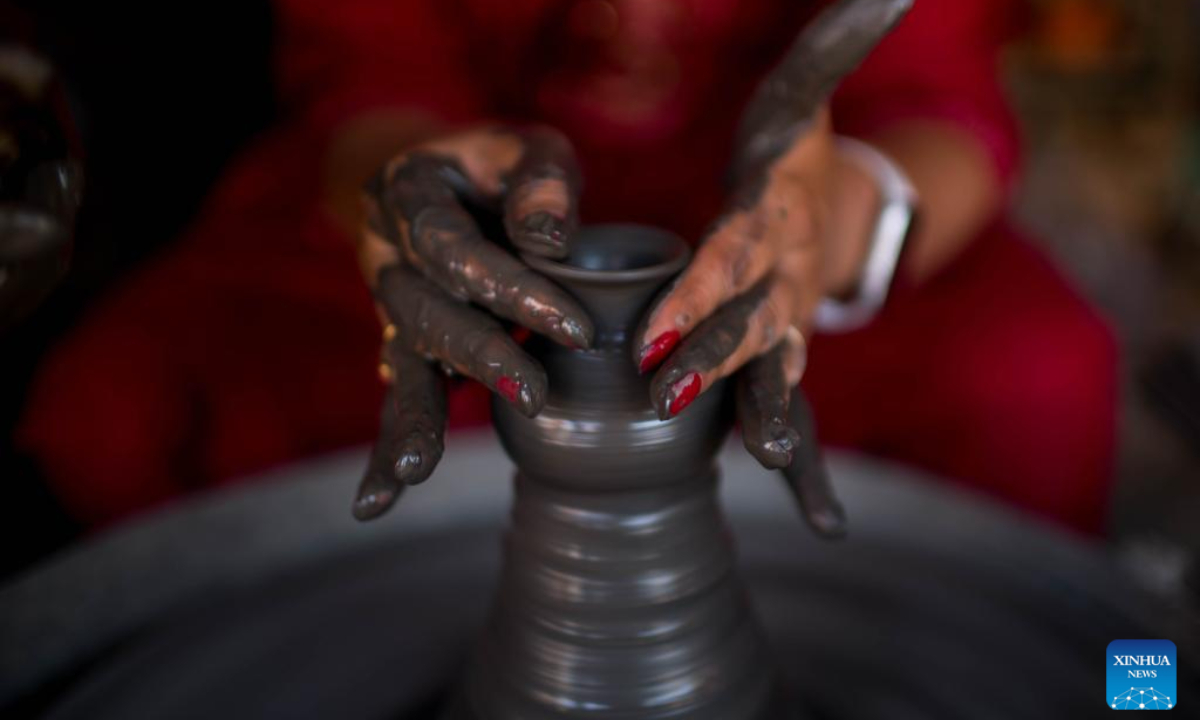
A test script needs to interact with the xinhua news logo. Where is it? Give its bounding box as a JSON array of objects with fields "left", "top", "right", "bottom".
[{"left": 1108, "top": 640, "right": 1177, "bottom": 710}]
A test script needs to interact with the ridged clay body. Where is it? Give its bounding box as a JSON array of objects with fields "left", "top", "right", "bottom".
[{"left": 449, "top": 225, "right": 793, "bottom": 719}]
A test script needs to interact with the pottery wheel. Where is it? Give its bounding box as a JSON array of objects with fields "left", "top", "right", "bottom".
[{"left": 1, "top": 432, "right": 1194, "bottom": 719}]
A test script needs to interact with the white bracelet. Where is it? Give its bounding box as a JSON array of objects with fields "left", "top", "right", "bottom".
[{"left": 814, "top": 136, "right": 917, "bottom": 333}]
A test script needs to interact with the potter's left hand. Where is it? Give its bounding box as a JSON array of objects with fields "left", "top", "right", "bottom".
[{"left": 634, "top": 0, "right": 912, "bottom": 537}]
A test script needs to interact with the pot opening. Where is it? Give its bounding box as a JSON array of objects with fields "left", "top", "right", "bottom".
[{"left": 524, "top": 224, "right": 690, "bottom": 284}]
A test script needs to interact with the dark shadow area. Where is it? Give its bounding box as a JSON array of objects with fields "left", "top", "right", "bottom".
[{"left": 1, "top": 0, "right": 277, "bottom": 577}]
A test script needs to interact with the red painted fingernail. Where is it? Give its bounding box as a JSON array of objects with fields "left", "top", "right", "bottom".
[
  {"left": 511, "top": 327, "right": 532, "bottom": 344},
  {"left": 668, "top": 373, "right": 702, "bottom": 416},
  {"left": 497, "top": 376, "right": 521, "bottom": 403},
  {"left": 638, "top": 330, "right": 680, "bottom": 374}
]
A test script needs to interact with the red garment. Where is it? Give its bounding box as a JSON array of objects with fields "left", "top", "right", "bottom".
[{"left": 19, "top": 0, "right": 1117, "bottom": 534}]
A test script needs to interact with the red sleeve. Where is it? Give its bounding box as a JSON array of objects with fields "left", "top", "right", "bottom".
[
  {"left": 272, "top": 0, "right": 485, "bottom": 139},
  {"left": 831, "top": 0, "right": 1024, "bottom": 191}
]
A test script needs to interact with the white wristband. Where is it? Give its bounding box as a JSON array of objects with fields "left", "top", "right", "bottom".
[{"left": 814, "top": 136, "right": 917, "bottom": 333}]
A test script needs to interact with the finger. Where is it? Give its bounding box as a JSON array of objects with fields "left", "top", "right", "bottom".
[
  {"left": 781, "top": 391, "right": 847, "bottom": 539},
  {"left": 737, "top": 329, "right": 807, "bottom": 469},
  {"left": 354, "top": 389, "right": 405, "bottom": 521},
  {"left": 386, "top": 127, "right": 524, "bottom": 200},
  {"left": 383, "top": 347, "right": 447, "bottom": 487},
  {"left": 633, "top": 213, "right": 766, "bottom": 371},
  {"left": 649, "top": 275, "right": 792, "bottom": 420},
  {"left": 369, "top": 152, "right": 593, "bottom": 349},
  {"left": 503, "top": 127, "right": 582, "bottom": 259},
  {"left": 735, "top": 0, "right": 912, "bottom": 173},
  {"left": 353, "top": 354, "right": 447, "bottom": 521},
  {"left": 634, "top": 174, "right": 821, "bottom": 373},
  {"left": 377, "top": 264, "right": 548, "bottom": 417}
]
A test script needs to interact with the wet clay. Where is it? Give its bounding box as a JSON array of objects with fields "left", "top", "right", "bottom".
[
  {"left": 451, "top": 224, "right": 798, "bottom": 719},
  {"left": 369, "top": 149, "right": 593, "bottom": 350},
  {"left": 501, "top": 128, "right": 581, "bottom": 258},
  {"left": 357, "top": 128, "right": 597, "bottom": 521},
  {"left": 375, "top": 264, "right": 547, "bottom": 418},
  {"left": 780, "top": 392, "right": 849, "bottom": 538},
  {"left": 732, "top": 0, "right": 913, "bottom": 182},
  {"left": 354, "top": 350, "right": 447, "bottom": 520},
  {"left": 736, "top": 341, "right": 802, "bottom": 471}
]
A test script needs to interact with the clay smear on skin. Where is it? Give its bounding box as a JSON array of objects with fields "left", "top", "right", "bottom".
[
  {"left": 508, "top": 178, "right": 571, "bottom": 223},
  {"left": 376, "top": 148, "right": 590, "bottom": 349},
  {"left": 650, "top": 279, "right": 773, "bottom": 417},
  {"left": 376, "top": 265, "right": 547, "bottom": 416}
]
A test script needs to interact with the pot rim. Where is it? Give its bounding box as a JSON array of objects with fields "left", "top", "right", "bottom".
[{"left": 522, "top": 223, "right": 691, "bottom": 285}]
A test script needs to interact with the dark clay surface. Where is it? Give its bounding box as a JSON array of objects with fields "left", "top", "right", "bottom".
[
  {"left": 4, "top": 433, "right": 1191, "bottom": 718},
  {"left": 357, "top": 127, "right": 595, "bottom": 519},
  {"left": 367, "top": 131, "right": 592, "bottom": 351},
  {"left": 375, "top": 264, "right": 549, "bottom": 418},
  {"left": 373, "top": 148, "right": 591, "bottom": 348},
  {"left": 31, "top": 514, "right": 1183, "bottom": 720},
  {"left": 476, "top": 224, "right": 788, "bottom": 718},
  {"left": 736, "top": 341, "right": 801, "bottom": 470}
]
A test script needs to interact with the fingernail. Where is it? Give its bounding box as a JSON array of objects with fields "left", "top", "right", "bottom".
[
  {"left": 767, "top": 424, "right": 799, "bottom": 457},
  {"left": 395, "top": 450, "right": 424, "bottom": 485},
  {"left": 516, "top": 382, "right": 541, "bottom": 418},
  {"left": 497, "top": 376, "right": 521, "bottom": 404},
  {"left": 561, "top": 316, "right": 592, "bottom": 350},
  {"left": 520, "top": 212, "right": 566, "bottom": 252},
  {"left": 757, "top": 425, "right": 798, "bottom": 470},
  {"left": 352, "top": 487, "right": 395, "bottom": 521},
  {"left": 668, "top": 373, "right": 702, "bottom": 416},
  {"left": 767, "top": 437, "right": 796, "bottom": 457},
  {"left": 498, "top": 375, "right": 542, "bottom": 417},
  {"left": 638, "top": 330, "right": 680, "bottom": 374}
]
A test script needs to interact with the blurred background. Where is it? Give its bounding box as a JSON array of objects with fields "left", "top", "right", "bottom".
[
  {"left": 1006, "top": 0, "right": 1200, "bottom": 593},
  {"left": 1, "top": 0, "right": 1198, "bottom": 586}
]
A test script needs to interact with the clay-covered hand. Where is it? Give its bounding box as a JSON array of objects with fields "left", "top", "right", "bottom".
[
  {"left": 634, "top": 0, "right": 912, "bottom": 537},
  {"left": 736, "top": 341, "right": 847, "bottom": 538},
  {"left": 354, "top": 126, "right": 592, "bottom": 520}
]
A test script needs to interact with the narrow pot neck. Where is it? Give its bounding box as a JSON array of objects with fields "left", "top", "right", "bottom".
[{"left": 523, "top": 224, "right": 690, "bottom": 347}]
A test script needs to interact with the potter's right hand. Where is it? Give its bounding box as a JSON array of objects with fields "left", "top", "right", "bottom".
[{"left": 352, "top": 127, "right": 593, "bottom": 520}]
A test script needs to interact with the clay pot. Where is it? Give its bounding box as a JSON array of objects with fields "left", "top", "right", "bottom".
[{"left": 450, "top": 225, "right": 792, "bottom": 719}]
